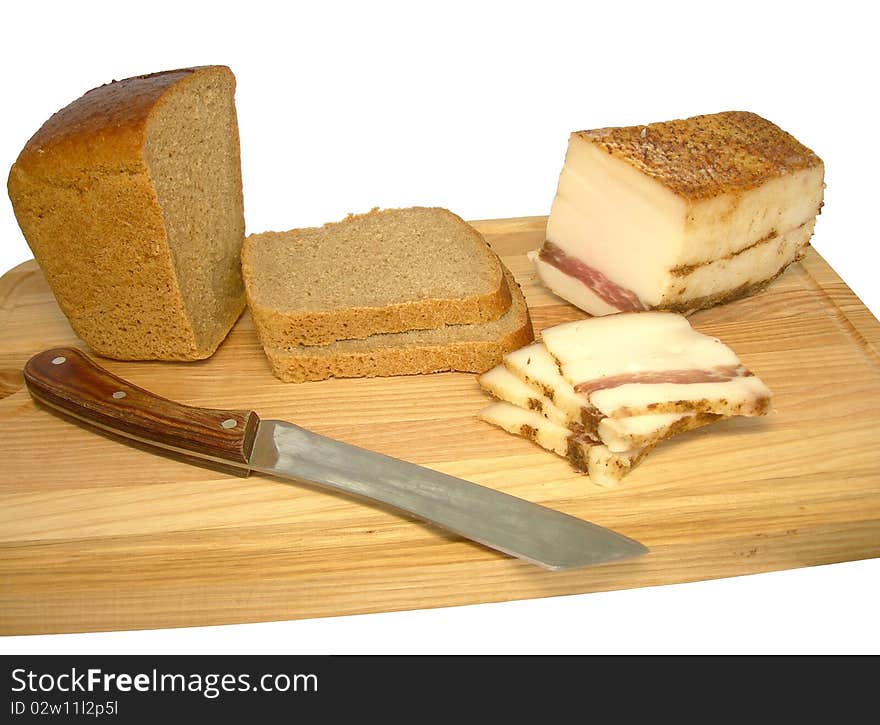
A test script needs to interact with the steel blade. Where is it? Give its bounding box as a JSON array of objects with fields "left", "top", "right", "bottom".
[{"left": 248, "top": 419, "right": 648, "bottom": 570}]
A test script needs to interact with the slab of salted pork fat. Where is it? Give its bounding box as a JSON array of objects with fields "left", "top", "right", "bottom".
[
  {"left": 501, "top": 341, "right": 721, "bottom": 452},
  {"left": 540, "top": 312, "right": 772, "bottom": 426},
  {"left": 478, "top": 401, "right": 651, "bottom": 488},
  {"left": 478, "top": 361, "right": 688, "bottom": 486},
  {"left": 529, "top": 111, "right": 824, "bottom": 315},
  {"left": 479, "top": 363, "right": 569, "bottom": 426}
]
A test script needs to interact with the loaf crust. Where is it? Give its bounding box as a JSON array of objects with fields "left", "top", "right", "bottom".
[
  {"left": 7, "top": 66, "right": 246, "bottom": 360},
  {"left": 11, "top": 69, "right": 193, "bottom": 176}
]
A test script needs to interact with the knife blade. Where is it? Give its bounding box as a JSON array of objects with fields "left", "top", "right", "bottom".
[{"left": 23, "top": 347, "right": 648, "bottom": 570}]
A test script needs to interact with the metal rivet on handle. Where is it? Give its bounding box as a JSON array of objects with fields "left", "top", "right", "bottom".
[
  {"left": 221, "top": 418, "right": 238, "bottom": 429},
  {"left": 112, "top": 391, "right": 126, "bottom": 399},
  {"left": 51, "top": 356, "right": 66, "bottom": 365}
]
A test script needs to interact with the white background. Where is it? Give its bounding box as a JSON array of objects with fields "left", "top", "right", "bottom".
[{"left": 1, "top": 1, "right": 878, "bottom": 654}]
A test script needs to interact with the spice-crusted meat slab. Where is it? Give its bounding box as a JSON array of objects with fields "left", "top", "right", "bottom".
[{"left": 530, "top": 111, "right": 824, "bottom": 315}]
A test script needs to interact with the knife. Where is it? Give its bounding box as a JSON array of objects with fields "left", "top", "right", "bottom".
[{"left": 22, "top": 347, "right": 647, "bottom": 570}]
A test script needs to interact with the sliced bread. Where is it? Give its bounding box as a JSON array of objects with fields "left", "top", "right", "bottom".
[
  {"left": 7, "top": 65, "right": 246, "bottom": 360},
  {"left": 242, "top": 207, "right": 511, "bottom": 347},
  {"left": 262, "top": 265, "right": 533, "bottom": 382}
]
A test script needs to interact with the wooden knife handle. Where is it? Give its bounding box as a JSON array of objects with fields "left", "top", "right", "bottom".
[{"left": 23, "top": 347, "right": 260, "bottom": 466}]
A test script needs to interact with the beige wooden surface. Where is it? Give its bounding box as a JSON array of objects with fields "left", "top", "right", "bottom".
[{"left": 1, "top": 216, "right": 879, "bottom": 635}]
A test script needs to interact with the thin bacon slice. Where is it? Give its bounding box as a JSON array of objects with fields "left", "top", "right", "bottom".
[
  {"left": 538, "top": 241, "right": 647, "bottom": 312},
  {"left": 574, "top": 364, "right": 750, "bottom": 396}
]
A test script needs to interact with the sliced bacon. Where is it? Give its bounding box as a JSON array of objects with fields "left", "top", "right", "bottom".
[
  {"left": 574, "top": 364, "right": 750, "bottom": 396},
  {"left": 538, "top": 242, "right": 647, "bottom": 312}
]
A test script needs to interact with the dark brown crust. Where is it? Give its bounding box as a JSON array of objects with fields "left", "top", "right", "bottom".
[
  {"left": 478, "top": 378, "right": 545, "bottom": 414},
  {"left": 577, "top": 399, "right": 733, "bottom": 446},
  {"left": 658, "top": 412, "right": 721, "bottom": 439},
  {"left": 519, "top": 424, "right": 539, "bottom": 443},
  {"left": 604, "top": 411, "right": 723, "bottom": 450},
  {"left": 580, "top": 404, "right": 605, "bottom": 434},
  {"left": 565, "top": 434, "right": 654, "bottom": 482},
  {"left": 535, "top": 380, "right": 556, "bottom": 399},
  {"left": 576, "top": 111, "right": 823, "bottom": 200},
  {"left": 565, "top": 436, "right": 591, "bottom": 473},
  {"left": 613, "top": 394, "right": 772, "bottom": 419},
  {"left": 526, "top": 398, "right": 544, "bottom": 413}
]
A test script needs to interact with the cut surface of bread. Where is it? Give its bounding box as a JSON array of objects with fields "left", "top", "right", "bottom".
[
  {"left": 264, "top": 266, "right": 533, "bottom": 382},
  {"left": 7, "top": 65, "right": 245, "bottom": 360},
  {"left": 243, "top": 207, "right": 511, "bottom": 347},
  {"left": 532, "top": 111, "right": 824, "bottom": 315}
]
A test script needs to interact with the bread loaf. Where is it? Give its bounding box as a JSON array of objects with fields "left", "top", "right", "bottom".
[{"left": 7, "top": 65, "right": 246, "bottom": 360}]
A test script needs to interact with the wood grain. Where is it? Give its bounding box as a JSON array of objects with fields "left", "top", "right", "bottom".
[{"left": 1, "top": 215, "right": 879, "bottom": 635}]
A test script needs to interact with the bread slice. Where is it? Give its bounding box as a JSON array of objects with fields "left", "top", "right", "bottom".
[
  {"left": 478, "top": 402, "right": 651, "bottom": 487},
  {"left": 242, "top": 207, "right": 512, "bottom": 347},
  {"left": 263, "top": 265, "right": 533, "bottom": 382},
  {"left": 7, "top": 66, "right": 246, "bottom": 360}
]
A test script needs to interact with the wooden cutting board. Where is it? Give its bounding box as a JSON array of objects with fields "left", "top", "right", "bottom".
[{"left": 2, "top": 216, "right": 879, "bottom": 636}]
